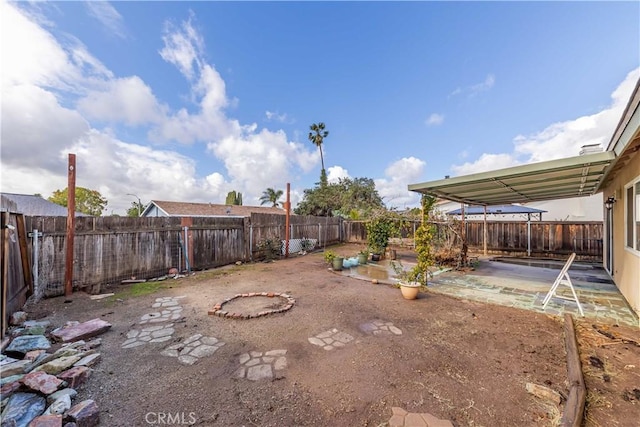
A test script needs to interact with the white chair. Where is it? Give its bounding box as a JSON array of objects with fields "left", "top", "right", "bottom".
[{"left": 542, "top": 253, "right": 584, "bottom": 316}]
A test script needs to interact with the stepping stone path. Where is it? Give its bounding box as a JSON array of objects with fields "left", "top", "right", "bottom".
[
  {"left": 359, "top": 319, "right": 403, "bottom": 336},
  {"left": 161, "top": 334, "right": 225, "bottom": 365},
  {"left": 234, "top": 350, "right": 287, "bottom": 381},
  {"left": 308, "top": 328, "right": 354, "bottom": 351},
  {"left": 121, "top": 296, "right": 185, "bottom": 348}
]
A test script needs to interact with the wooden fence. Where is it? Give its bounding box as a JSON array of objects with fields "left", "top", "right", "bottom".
[
  {"left": 16, "top": 213, "right": 342, "bottom": 302},
  {"left": 463, "top": 221, "right": 603, "bottom": 259},
  {"left": 343, "top": 220, "right": 603, "bottom": 261}
]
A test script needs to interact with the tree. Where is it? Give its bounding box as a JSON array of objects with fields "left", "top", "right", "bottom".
[
  {"left": 259, "top": 188, "right": 284, "bottom": 207},
  {"left": 126, "top": 201, "right": 148, "bottom": 217},
  {"left": 294, "top": 176, "right": 384, "bottom": 217},
  {"left": 225, "top": 190, "right": 243, "bottom": 205},
  {"left": 308, "top": 122, "right": 329, "bottom": 184},
  {"left": 48, "top": 187, "right": 108, "bottom": 216}
]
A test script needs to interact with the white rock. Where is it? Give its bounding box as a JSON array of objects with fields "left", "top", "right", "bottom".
[{"left": 45, "top": 394, "right": 71, "bottom": 415}]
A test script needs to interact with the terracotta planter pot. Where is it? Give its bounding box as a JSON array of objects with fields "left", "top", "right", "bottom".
[{"left": 399, "top": 282, "right": 420, "bottom": 300}]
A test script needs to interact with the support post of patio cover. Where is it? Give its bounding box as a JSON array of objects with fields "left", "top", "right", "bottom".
[
  {"left": 483, "top": 205, "right": 488, "bottom": 256},
  {"left": 527, "top": 213, "right": 531, "bottom": 257}
]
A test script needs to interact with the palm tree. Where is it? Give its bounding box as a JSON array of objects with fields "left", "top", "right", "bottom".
[
  {"left": 259, "top": 188, "right": 284, "bottom": 207},
  {"left": 308, "top": 122, "right": 329, "bottom": 172}
]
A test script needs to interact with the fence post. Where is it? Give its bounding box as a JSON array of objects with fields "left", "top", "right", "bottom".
[
  {"left": 318, "top": 223, "right": 321, "bottom": 247},
  {"left": 32, "top": 229, "right": 39, "bottom": 299},
  {"left": 181, "top": 226, "right": 191, "bottom": 274},
  {"left": 249, "top": 223, "right": 253, "bottom": 262}
]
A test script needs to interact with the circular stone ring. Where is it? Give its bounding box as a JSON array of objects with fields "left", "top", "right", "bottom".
[{"left": 208, "top": 292, "right": 296, "bottom": 319}]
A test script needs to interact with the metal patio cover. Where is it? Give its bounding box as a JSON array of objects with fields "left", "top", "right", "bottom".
[
  {"left": 446, "top": 205, "right": 546, "bottom": 216},
  {"left": 408, "top": 151, "right": 615, "bottom": 206}
]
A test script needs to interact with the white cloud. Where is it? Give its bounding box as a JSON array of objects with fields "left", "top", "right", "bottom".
[
  {"left": 265, "top": 110, "right": 292, "bottom": 124},
  {"left": 471, "top": 74, "right": 495, "bottom": 93},
  {"left": 425, "top": 113, "right": 444, "bottom": 127},
  {"left": 61, "top": 129, "right": 236, "bottom": 212},
  {"left": 1, "top": 2, "right": 111, "bottom": 92},
  {"left": 451, "top": 153, "right": 520, "bottom": 176},
  {"left": 450, "top": 68, "right": 639, "bottom": 176},
  {"left": 327, "top": 166, "right": 350, "bottom": 183},
  {"left": 159, "top": 13, "right": 204, "bottom": 80},
  {"left": 513, "top": 69, "right": 638, "bottom": 162},
  {"left": 209, "top": 128, "right": 317, "bottom": 194},
  {"left": 450, "top": 73, "right": 495, "bottom": 98},
  {"left": 77, "top": 76, "right": 165, "bottom": 125},
  {"left": 1, "top": 84, "right": 89, "bottom": 170},
  {"left": 375, "top": 157, "right": 426, "bottom": 209},
  {"left": 85, "top": 2, "right": 126, "bottom": 39}
]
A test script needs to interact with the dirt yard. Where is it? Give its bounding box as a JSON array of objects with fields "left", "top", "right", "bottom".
[{"left": 23, "top": 244, "right": 640, "bottom": 426}]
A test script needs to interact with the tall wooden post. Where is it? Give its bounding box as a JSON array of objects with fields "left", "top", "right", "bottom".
[
  {"left": 284, "top": 183, "right": 291, "bottom": 258},
  {"left": 64, "top": 154, "right": 76, "bottom": 297}
]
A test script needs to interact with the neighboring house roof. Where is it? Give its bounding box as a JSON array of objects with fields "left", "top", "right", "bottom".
[
  {"left": 446, "top": 205, "right": 546, "bottom": 216},
  {"left": 143, "top": 200, "right": 286, "bottom": 217},
  {"left": 0, "top": 193, "right": 87, "bottom": 216}
]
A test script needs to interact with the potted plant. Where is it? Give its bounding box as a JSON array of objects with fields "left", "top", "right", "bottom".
[
  {"left": 324, "top": 250, "right": 344, "bottom": 271},
  {"left": 391, "top": 261, "right": 421, "bottom": 300},
  {"left": 324, "top": 250, "right": 336, "bottom": 264},
  {"left": 357, "top": 249, "right": 368, "bottom": 265}
]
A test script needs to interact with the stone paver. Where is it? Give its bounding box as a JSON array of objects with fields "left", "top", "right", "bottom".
[
  {"left": 388, "top": 407, "right": 453, "bottom": 427},
  {"left": 359, "top": 319, "right": 403, "bottom": 336},
  {"left": 122, "top": 324, "right": 176, "bottom": 348},
  {"left": 139, "top": 305, "right": 183, "bottom": 324},
  {"left": 234, "top": 349, "right": 287, "bottom": 380},
  {"left": 308, "top": 328, "right": 354, "bottom": 351},
  {"left": 161, "top": 334, "right": 225, "bottom": 365}
]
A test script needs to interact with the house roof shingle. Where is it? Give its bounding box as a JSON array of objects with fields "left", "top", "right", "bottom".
[
  {"left": 148, "top": 200, "right": 287, "bottom": 217},
  {"left": 1, "top": 193, "right": 88, "bottom": 216}
]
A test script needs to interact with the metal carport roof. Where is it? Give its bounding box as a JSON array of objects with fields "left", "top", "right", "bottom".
[{"left": 408, "top": 151, "right": 615, "bottom": 205}]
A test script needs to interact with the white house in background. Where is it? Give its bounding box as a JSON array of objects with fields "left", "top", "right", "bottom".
[{"left": 435, "top": 195, "right": 603, "bottom": 222}]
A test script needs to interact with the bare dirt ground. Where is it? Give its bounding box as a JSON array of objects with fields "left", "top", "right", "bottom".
[{"left": 24, "top": 244, "right": 639, "bottom": 426}]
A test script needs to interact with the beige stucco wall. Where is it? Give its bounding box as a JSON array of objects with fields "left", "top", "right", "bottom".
[{"left": 602, "top": 151, "right": 640, "bottom": 317}]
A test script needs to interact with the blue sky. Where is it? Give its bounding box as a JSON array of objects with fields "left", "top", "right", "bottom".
[{"left": 2, "top": 1, "right": 639, "bottom": 214}]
